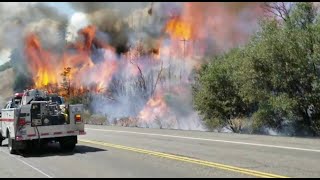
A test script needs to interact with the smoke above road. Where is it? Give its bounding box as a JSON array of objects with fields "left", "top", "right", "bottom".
[{"left": 0, "top": 2, "right": 265, "bottom": 130}]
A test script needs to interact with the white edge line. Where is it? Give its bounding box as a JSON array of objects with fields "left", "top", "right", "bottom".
[
  {"left": 85, "top": 128, "right": 320, "bottom": 153},
  {"left": 0, "top": 149, "right": 52, "bottom": 178}
]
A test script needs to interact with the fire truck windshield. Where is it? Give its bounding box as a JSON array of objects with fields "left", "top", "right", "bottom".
[{"left": 50, "top": 96, "right": 64, "bottom": 105}]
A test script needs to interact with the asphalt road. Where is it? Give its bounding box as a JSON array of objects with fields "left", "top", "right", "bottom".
[{"left": 0, "top": 125, "right": 320, "bottom": 178}]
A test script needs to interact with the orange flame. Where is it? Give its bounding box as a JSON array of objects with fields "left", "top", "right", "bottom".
[
  {"left": 25, "top": 33, "right": 59, "bottom": 89},
  {"left": 165, "top": 17, "right": 192, "bottom": 40},
  {"left": 138, "top": 94, "right": 168, "bottom": 123},
  {"left": 24, "top": 25, "right": 119, "bottom": 96}
]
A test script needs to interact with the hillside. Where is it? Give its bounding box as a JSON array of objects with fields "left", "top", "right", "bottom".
[{"left": 0, "top": 68, "right": 14, "bottom": 107}]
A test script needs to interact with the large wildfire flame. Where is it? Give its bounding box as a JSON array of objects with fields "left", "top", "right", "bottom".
[
  {"left": 138, "top": 94, "right": 169, "bottom": 123},
  {"left": 24, "top": 25, "right": 119, "bottom": 95},
  {"left": 25, "top": 33, "right": 59, "bottom": 88},
  {"left": 20, "top": 2, "right": 263, "bottom": 129}
]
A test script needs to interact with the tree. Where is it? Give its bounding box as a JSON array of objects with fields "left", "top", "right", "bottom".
[
  {"left": 263, "top": 2, "right": 293, "bottom": 22},
  {"left": 60, "top": 67, "right": 71, "bottom": 98},
  {"left": 193, "top": 49, "right": 251, "bottom": 132},
  {"left": 193, "top": 2, "right": 320, "bottom": 136}
]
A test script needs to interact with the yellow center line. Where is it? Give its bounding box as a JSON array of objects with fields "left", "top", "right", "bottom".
[{"left": 79, "top": 139, "right": 290, "bottom": 178}]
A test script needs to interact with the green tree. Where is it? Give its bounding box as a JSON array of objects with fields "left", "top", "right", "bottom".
[
  {"left": 244, "top": 2, "right": 320, "bottom": 135},
  {"left": 193, "top": 2, "right": 320, "bottom": 136},
  {"left": 193, "top": 49, "right": 251, "bottom": 132}
]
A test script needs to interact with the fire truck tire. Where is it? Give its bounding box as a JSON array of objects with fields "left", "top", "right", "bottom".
[
  {"left": 7, "top": 132, "right": 16, "bottom": 154},
  {"left": 60, "top": 136, "right": 76, "bottom": 152},
  {"left": 0, "top": 133, "right": 3, "bottom": 146}
]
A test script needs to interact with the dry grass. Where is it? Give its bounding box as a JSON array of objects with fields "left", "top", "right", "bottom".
[
  {"left": 227, "top": 117, "right": 244, "bottom": 133},
  {"left": 83, "top": 111, "right": 108, "bottom": 125},
  {"left": 115, "top": 117, "right": 139, "bottom": 127},
  {"left": 82, "top": 111, "right": 92, "bottom": 124}
]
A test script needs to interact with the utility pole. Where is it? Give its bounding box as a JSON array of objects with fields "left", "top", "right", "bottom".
[
  {"left": 181, "top": 38, "right": 188, "bottom": 58},
  {"left": 180, "top": 38, "right": 189, "bottom": 81},
  {"left": 168, "top": 51, "right": 171, "bottom": 81}
]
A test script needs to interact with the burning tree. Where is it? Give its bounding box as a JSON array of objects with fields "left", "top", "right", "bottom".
[{"left": 60, "top": 67, "right": 71, "bottom": 98}]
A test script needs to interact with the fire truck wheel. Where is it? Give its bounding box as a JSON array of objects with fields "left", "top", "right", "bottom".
[
  {"left": 0, "top": 133, "right": 3, "bottom": 146},
  {"left": 7, "top": 132, "right": 16, "bottom": 154},
  {"left": 60, "top": 136, "right": 76, "bottom": 152}
]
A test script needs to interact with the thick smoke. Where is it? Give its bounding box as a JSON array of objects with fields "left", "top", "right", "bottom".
[
  {"left": 0, "top": 3, "right": 68, "bottom": 92},
  {"left": 69, "top": 2, "right": 149, "bottom": 15},
  {"left": 88, "top": 9, "right": 131, "bottom": 54},
  {"left": 68, "top": 2, "right": 152, "bottom": 54},
  {"left": 68, "top": 2, "right": 185, "bottom": 55},
  {"left": 0, "top": 3, "right": 67, "bottom": 50}
]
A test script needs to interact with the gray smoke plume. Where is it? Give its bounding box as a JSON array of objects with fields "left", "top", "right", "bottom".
[
  {"left": 68, "top": 2, "right": 165, "bottom": 55},
  {"left": 0, "top": 3, "right": 67, "bottom": 51},
  {"left": 68, "top": 2, "right": 184, "bottom": 54},
  {"left": 0, "top": 3, "right": 68, "bottom": 91},
  {"left": 88, "top": 9, "right": 131, "bottom": 54},
  {"left": 69, "top": 2, "right": 149, "bottom": 16}
]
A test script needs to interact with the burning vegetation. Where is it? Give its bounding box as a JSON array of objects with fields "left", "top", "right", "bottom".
[{"left": 2, "top": 2, "right": 265, "bottom": 130}]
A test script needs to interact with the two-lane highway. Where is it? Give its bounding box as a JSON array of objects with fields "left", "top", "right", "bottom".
[{"left": 0, "top": 124, "right": 319, "bottom": 178}]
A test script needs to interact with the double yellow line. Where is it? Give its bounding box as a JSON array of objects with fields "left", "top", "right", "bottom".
[{"left": 79, "top": 139, "right": 289, "bottom": 178}]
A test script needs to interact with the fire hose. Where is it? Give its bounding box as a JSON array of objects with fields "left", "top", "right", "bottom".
[{"left": 34, "top": 125, "right": 41, "bottom": 150}]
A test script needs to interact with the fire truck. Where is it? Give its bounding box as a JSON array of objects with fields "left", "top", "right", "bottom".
[{"left": 0, "top": 89, "right": 86, "bottom": 154}]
